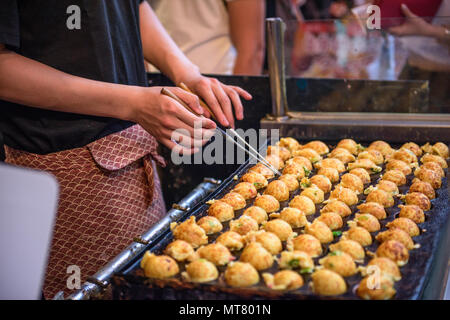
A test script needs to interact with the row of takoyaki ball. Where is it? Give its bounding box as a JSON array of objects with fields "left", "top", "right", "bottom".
[{"left": 140, "top": 139, "right": 448, "bottom": 299}]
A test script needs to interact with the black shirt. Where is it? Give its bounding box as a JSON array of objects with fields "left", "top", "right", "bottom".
[{"left": 0, "top": 0, "right": 146, "bottom": 155}]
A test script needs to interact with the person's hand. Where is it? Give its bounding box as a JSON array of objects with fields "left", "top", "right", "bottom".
[
  {"left": 388, "top": 4, "right": 435, "bottom": 37},
  {"left": 130, "top": 86, "right": 217, "bottom": 155}
]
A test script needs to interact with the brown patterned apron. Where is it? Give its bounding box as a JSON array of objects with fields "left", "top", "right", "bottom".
[{"left": 5, "top": 124, "right": 167, "bottom": 299}]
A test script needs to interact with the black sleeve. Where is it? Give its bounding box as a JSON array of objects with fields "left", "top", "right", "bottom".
[{"left": 0, "top": 0, "right": 20, "bottom": 48}]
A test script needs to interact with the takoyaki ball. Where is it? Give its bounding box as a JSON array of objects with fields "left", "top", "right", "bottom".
[
  {"left": 366, "top": 257, "right": 401, "bottom": 281},
  {"left": 264, "top": 219, "right": 295, "bottom": 241},
  {"left": 341, "top": 226, "right": 372, "bottom": 247},
  {"left": 290, "top": 234, "right": 323, "bottom": 257},
  {"left": 197, "top": 216, "right": 223, "bottom": 235},
  {"left": 278, "top": 174, "right": 300, "bottom": 192},
  {"left": 241, "top": 171, "right": 268, "bottom": 189},
  {"left": 432, "top": 142, "right": 449, "bottom": 159},
  {"left": 197, "top": 243, "right": 234, "bottom": 266},
  {"left": 421, "top": 153, "right": 448, "bottom": 168},
  {"left": 224, "top": 262, "right": 260, "bottom": 287},
  {"left": 356, "top": 202, "right": 387, "bottom": 220},
  {"left": 289, "top": 195, "right": 316, "bottom": 215},
  {"left": 309, "top": 175, "right": 332, "bottom": 193},
  {"left": 358, "top": 149, "right": 384, "bottom": 165},
  {"left": 409, "top": 180, "right": 435, "bottom": 200},
  {"left": 302, "top": 140, "right": 329, "bottom": 155},
  {"left": 340, "top": 173, "right": 364, "bottom": 194},
  {"left": 392, "top": 148, "right": 418, "bottom": 164},
  {"left": 398, "top": 205, "right": 425, "bottom": 224},
  {"left": 164, "top": 240, "right": 195, "bottom": 262},
  {"left": 182, "top": 259, "right": 218, "bottom": 283},
  {"left": 376, "top": 180, "right": 399, "bottom": 196},
  {"left": 421, "top": 161, "right": 445, "bottom": 178},
  {"left": 207, "top": 200, "right": 234, "bottom": 222},
  {"left": 329, "top": 240, "right": 365, "bottom": 261},
  {"left": 329, "top": 186, "right": 359, "bottom": 206},
  {"left": 318, "top": 167, "right": 340, "bottom": 183},
  {"left": 353, "top": 213, "right": 381, "bottom": 232},
  {"left": 347, "top": 159, "right": 382, "bottom": 174},
  {"left": 246, "top": 230, "right": 282, "bottom": 255},
  {"left": 220, "top": 192, "right": 246, "bottom": 211},
  {"left": 357, "top": 275, "right": 396, "bottom": 300},
  {"left": 386, "top": 217, "right": 420, "bottom": 237},
  {"left": 287, "top": 156, "right": 313, "bottom": 171},
  {"left": 249, "top": 163, "right": 275, "bottom": 179},
  {"left": 349, "top": 168, "right": 371, "bottom": 184},
  {"left": 233, "top": 182, "right": 257, "bottom": 200},
  {"left": 293, "top": 148, "right": 322, "bottom": 164},
  {"left": 273, "top": 207, "right": 307, "bottom": 228},
  {"left": 381, "top": 169, "right": 406, "bottom": 186},
  {"left": 319, "top": 251, "right": 357, "bottom": 277},
  {"left": 386, "top": 159, "right": 412, "bottom": 175},
  {"left": 170, "top": 216, "right": 208, "bottom": 248},
  {"left": 300, "top": 185, "right": 325, "bottom": 204},
  {"left": 216, "top": 231, "right": 244, "bottom": 251},
  {"left": 240, "top": 242, "right": 274, "bottom": 270},
  {"left": 229, "top": 215, "right": 258, "bottom": 235},
  {"left": 254, "top": 194, "right": 280, "bottom": 213},
  {"left": 316, "top": 212, "right": 343, "bottom": 230},
  {"left": 320, "top": 200, "right": 352, "bottom": 218},
  {"left": 282, "top": 162, "right": 306, "bottom": 179},
  {"left": 337, "top": 138, "right": 363, "bottom": 155},
  {"left": 375, "top": 228, "right": 415, "bottom": 250},
  {"left": 329, "top": 147, "right": 356, "bottom": 164},
  {"left": 140, "top": 252, "right": 179, "bottom": 279},
  {"left": 368, "top": 140, "right": 394, "bottom": 158},
  {"left": 264, "top": 180, "right": 290, "bottom": 202},
  {"left": 243, "top": 206, "right": 268, "bottom": 224},
  {"left": 366, "top": 189, "right": 394, "bottom": 208},
  {"left": 414, "top": 167, "right": 442, "bottom": 189},
  {"left": 376, "top": 240, "right": 409, "bottom": 266},
  {"left": 277, "top": 137, "right": 301, "bottom": 153},
  {"left": 305, "top": 220, "right": 333, "bottom": 244},
  {"left": 401, "top": 142, "right": 422, "bottom": 157},
  {"left": 267, "top": 145, "right": 291, "bottom": 162},
  {"left": 405, "top": 192, "right": 431, "bottom": 211},
  {"left": 265, "top": 154, "right": 285, "bottom": 170},
  {"left": 263, "top": 270, "right": 304, "bottom": 291},
  {"left": 311, "top": 269, "right": 347, "bottom": 296},
  {"left": 315, "top": 158, "right": 346, "bottom": 173},
  {"left": 278, "top": 250, "right": 314, "bottom": 270}
]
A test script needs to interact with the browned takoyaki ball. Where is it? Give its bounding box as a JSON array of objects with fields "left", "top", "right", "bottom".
[
  {"left": 249, "top": 163, "right": 275, "bottom": 179},
  {"left": 376, "top": 180, "right": 399, "bottom": 196},
  {"left": 241, "top": 171, "right": 268, "bottom": 189},
  {"left": 301, "top": 185, "right": 325, "bottom": 204},
  {"left": 316, "top": 212, "right": 343, "bottom": 230},
  {"left": 421, "top": 154, "right": 448, "bottom": 168},
  {"left": 267, "top": 145, "right": 291, "bottom": 162},
  {"left": 305, "top": 220, "right": 333, "bottom": 244},
  {"left": 293, "top": 148, "right": 322, "bottom": 164},
  {"left": 318, "top": 166, "right": 340, "bottom": 183},
  {"left": 337, "top": 138, "right": 364, "bottom": 155},
  {"left": 277, "top": 137, "right": 301, "bottom": 153},
  {"left": 398, "top": 205, "right": 425, "bottom": 224},
  {"left": 216, "top": 231, "right": 244, "bottom": 251},
  {"left": 366, "top": 189, "right": 395, "bottom": 208},
  {"left": 197, "top": 243, "right": 234, "bottom": 266},
  {"left": 357, "top": 275, "right": 396, "bottom": 300},
  {"left": 311, "top": 269, "right": 347, "bottom": 296},
  {"left": 349, "top": 168, "right": 371, "bottom": 184},
  {"left": 272, "top": 207, "right": 307, "bottom": 228},
  {"left": 240, "top": 242, "right": 274, "bottom": 270},
  {"left": 229, "top": 215, "right": 259, "bottom": 235},
  {"left": 352, "top": 213, "right": 381, "bottom": 232},
  {"left": 386, "top": 218, "right": 420, "bottom": 237},
  {"left": 171, "top": 216, "right": 208, "bottom": 248},
  {"left": 164, "top": 240, "right": 195, "bottom": 262},
  {"left": 278, "top": 250, "right": 314, "bottom": 270},
  {"left": 358, "top": 149, "right": 384, "bottom": 165},
  {"left": 302, "top": 140, "right": 330, "bottom": 155},
  {"left": 264, "top": 219, "right": 295, "bottom": 241},
  {"left": 290, "top": 234, "right": 323, "bottom": 257},
  {"left": 197, "top": 216, "right": 223, "bottom": 235},
  {"left": 376, "top": 240, "right": 409, "bottom": 266},
  {"left": 356, "top": 202, "right": 387, "bottom": 220},
  {"left": 321, "top": 200, "right": 352, "bottom": 218},
  {"left": 329, "top": 240, "right": 365, "bottom": 261},
  {"left": 340, "top": 173, "right": 364, "bottom": 194},
  {"left": 401, "top": 142, "right": 422, "bottom": 157},
  {"left": 182, "top": 259, "right": 218, "bottom": 283},
  {"left": 368, "top": 140, "right": 395, "bottom": 158},
  {"left": 140, "top": 252, "right": 179, "bottom": 279},
  {"left": 264, "top": 180, "right": 290, "bottom": 202},
  {"left": 386, "top": 159, "right": 412, "bottom": 175},
  {"left": 381, "top": 169, "right": 406, "bottom": 186},
  {"left": 329, "top": 186, "right": 359, "bottom": 206},
  {"left": 265, "top": 154, "right": 285, "bottom": 170},
  {"left": 319, "top": 251, "right": 357, "bottom": 277},
  {"left": 221, "top": 192, "right": 247, "bottom": 210},
  {"left": 254, "top": 194, "right": 280, "bottom": 213},
  {"left": 409, "top": 180, "right": 435, "bottom": 200},
  {"left": 282, "top": 162, "right": 307, "bottom": 179},
  {"left": 329, "top": 147, "right": 356, "bottom": 164},
  {"left": 421, "top": 161, "right": 445, "bottom": 178},
  {"left": 392, "top": 148, "right": 418, "bottom": 164},
  {"left": 207, "top": 200, "right": 234, "bottom": 222},
  {"left": 342, "top": 226, "right": 372, "bottom": 247},
  {"left": 289, "top": 195, "right": 316, "bottom": 215},
  {"left": 375, "top": 228, "right": 415, "bottom": 250},
  {"left": 246, "top": 230, "right": 282, "bottom": 255},
  {"left": 233, "top": 182, "right": 257, "bottom": 200},
  {"left": 224, "top": 262, "right": 259, "bottom": 287},
  {"left": 315, "top": 158, "right": 346, "bottom": 173},
  {"left": 366, "top": 257, "right": 401, "bottom": 281},
  {"left": 263, "top": 270, "right": 304, "bottom": 290},
  {"left": 347, "top": 159, "right": 382, "bottom": 174},
  {"left": 243, "top": 206, "right": 268, "bottom": 224},
  {"left": 309, "top": 175, "right": 332, "bottom": 193},
  {"left": 278, "top": 174, "right": 300, "bottom": 192},
  {"left": 431, "top": 142, "right": 449, "bottom": 158},
  {"left": 414, "top": 168, "right": 442, "bottom": 189},
  {"left": 405, "top": 192, "right": 431, "bottom": 211},
  {"left": 287, "top": 156, "right": 313, "bottom": 171}
]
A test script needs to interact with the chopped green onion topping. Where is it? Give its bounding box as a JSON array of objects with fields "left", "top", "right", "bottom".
[
  {"left": 332, "top": 231, "right": 342, "bottom": 237},
  {"left": 288, "top": 259, "right": 300, "bottom": 268}
]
